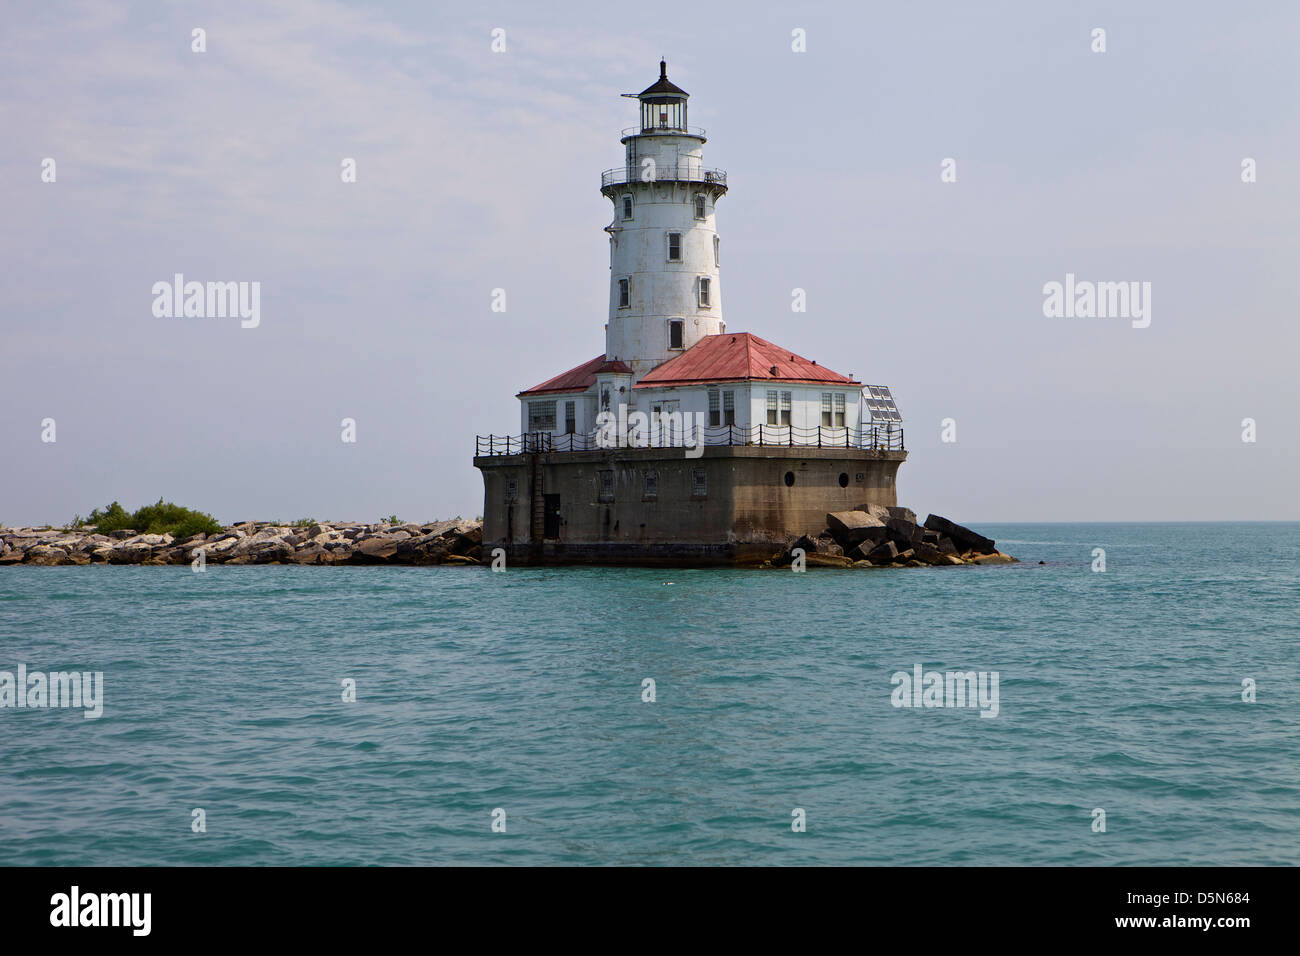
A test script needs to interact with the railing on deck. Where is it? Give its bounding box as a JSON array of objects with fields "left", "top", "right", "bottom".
[
  {"left": 621, "top": 125, "right": 708, "bottom": 139},
  {"left": 476, "top": 424, "right": 904, "bottom": 457},
  {"left": 600, "top": 166, "right": 727, "bottom": 188}
]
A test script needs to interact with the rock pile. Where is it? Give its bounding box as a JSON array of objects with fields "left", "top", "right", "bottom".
[
  {"left": 0, "top": 520, "right": 484, "bottom": 567},
  {"left": 772, "top": 508, "right": 1016, "bottom": 569}
]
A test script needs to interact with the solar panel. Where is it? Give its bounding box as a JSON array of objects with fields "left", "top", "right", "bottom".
[{"left": 863, "top": 385, "right": 902, "bottom": 423}]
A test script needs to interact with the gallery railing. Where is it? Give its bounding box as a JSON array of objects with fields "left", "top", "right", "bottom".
[
  {"left": 600, "top": 166, "right": 728, "bottom": 188},
  {"left": 475, "top": 424, "right": 904, "bottom": 456}
]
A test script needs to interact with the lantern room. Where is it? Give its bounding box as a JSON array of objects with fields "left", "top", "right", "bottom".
[{"left": 638, "top": 59, "right": 688, "bottom": 132}]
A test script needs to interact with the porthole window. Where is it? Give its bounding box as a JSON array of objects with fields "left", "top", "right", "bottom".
[
  {"left": 784, "top": 471, "right": 796, "bottom": 487},
  {"left": 838, "top": 473, "right": 849, "bottom": 488}
]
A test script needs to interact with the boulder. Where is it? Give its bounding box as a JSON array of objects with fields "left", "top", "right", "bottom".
[
  {"left": 108, "top": 530, "right": 137, "bottom": 540},
  {"left": 247, "top": 539, "right": 294, "bottom": 563},
  {"left": 845, "top": 541, "right": 874, "bottom": 562},
  {"left": 352, "top": 536, "right": 401, "bottom": 562},
  {"left": 887, "top": 506, "right": 918, "bottom": 525},
  {"left": 288, "top": 545, "right": 329, "bottom": 565},
  {"left": 923, "top": 515, "right": 996, "bottom": 554},
  {"left": 791, "top": 534, "right": 821, "bottom": 555},
  {"left": 803, "top": 552, "right": 854, "bottom": 568},
  {"left": 396, "top": 532, "right": 453, "bottom": 565},
  {"left": 911, "top": 543, "right": 949, "bottom": 566},
  {"left": 884, "top": 517, "right": 917, "bottom": 547},
  {"left": 826, "top": 511, "right": 889, "bottom": 547},
  {"left": 24, "top": 545, "right": 68, "bottom": 566},
  {"left": 107, "top": 542, "right": 152, "bottom": 564},
  {"left": 865, "top": 540, "right": 899, "bottom": 565},
  {"left": 971, "top": 551, "right": 1017, "bottom": 565},
  {"left": 860, "top": 504, "right": 892, "bottom": 523}
]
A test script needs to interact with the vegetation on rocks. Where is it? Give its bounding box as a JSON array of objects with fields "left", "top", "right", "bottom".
[{"left": 76, "top": 499, "right": 223, "bottom": 538}]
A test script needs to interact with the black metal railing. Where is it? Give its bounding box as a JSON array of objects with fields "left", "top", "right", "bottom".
[
  {"left": 476, "top": 424, "right": 904, "bottom": 457},
  {"left": 601, "top": 166, "right": 727, "bottom": 188},
  {"left": 621, "top": 125, "right": 708, "bottom": 139}
]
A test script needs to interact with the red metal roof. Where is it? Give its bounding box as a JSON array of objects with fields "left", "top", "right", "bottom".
[
  {"left": 517, "top": 356, "right": 630, "bottom": 396},
  {"left": 633, "top": 333, "right": 859, "bottom": 389}
]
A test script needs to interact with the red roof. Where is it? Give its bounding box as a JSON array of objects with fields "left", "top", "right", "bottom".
[
  {"left": 634, "top": 333, "right": 859, "bottom": 388},
  {"left": 518, "top": 356, "right": 630, "bottom": 396}
]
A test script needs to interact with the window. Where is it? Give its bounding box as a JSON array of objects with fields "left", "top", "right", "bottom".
[
  {"left": 708, "top": 389, "right": 720, "bottom": 427},
  {"left": 618, "top": 278, "right": 629, "bottom": 308},
  {"left": 766, "top": 390, "right": 778, "bottom": 425},
  {"left": 668, "top": 319, "right": 684, "bottom": 349},
  {"left": 643, "top": 470, "right": 658, "bottom": 499},
  {"left": 714, "top": 235, "right": 720, "bottom": 266},
  {"left": 723, "top": 390, "right": 735, "bottom": 425},
  {"left": 667, "top": 232, "right": 681, "bottom": 261},
  {"left": 505, "top": 477, "right": 519, "bottom": 502},
  {"left": 698, "top": 276, "right": 711, "bottom": 307},
  {"left": 780, "top": 391, "right": 792, "bottom": 425},
  {"left": 691, "top": 467, "right": 707, "bottom": 497},
  {"left": 598, "top": 470, "right": 614, "bottom": 502},
  {"left": 528, "top": 400, "right": 556, "bottom": 432},
  {"left": 694, "top": 195, "right": 706, "bottom": 219},
  {"left": 564, "top": 401, "right": 576, "bottom": 434},
  {"left": 834, "top": 392, "right": 846, "bottom": 427},
  {"left": 622, "top": 195, "right": 633, "bottom": 219},
  {"left": 821, "top": 392, "right": 833, "bottom": 427}
]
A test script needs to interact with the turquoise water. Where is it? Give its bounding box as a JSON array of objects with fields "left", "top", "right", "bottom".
[{"left": 0, "top": 523, "right": 1296, "bottom": 866}]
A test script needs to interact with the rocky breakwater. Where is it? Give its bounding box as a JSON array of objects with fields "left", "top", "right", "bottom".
[
  {"left": 0, "top": 520, "right": 484, "bottom": 567},
  {"left": 771, "top": 507, "right": 1016, "bottom": 569}
]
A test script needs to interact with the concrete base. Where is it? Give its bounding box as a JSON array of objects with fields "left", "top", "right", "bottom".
[{"left": 474, "top": 445, "right": 907, "bottom": 566}]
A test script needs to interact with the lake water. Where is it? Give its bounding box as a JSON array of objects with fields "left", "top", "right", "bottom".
[{"left": 0, "top": 522, "right": 1296, "bottom": 865}]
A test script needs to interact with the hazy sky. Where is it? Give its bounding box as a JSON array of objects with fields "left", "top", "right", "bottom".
[{"left": 3, "top": 0, "right": 1297, "bottom": 525}]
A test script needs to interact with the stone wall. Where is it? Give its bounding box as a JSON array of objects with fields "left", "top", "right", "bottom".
[{"left": 475, "top": 445, "right": 906, "bottom": 565}]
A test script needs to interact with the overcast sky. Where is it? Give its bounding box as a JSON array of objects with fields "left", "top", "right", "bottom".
[{"left": 3, "top": 0, "right": 1297, "bottom": 525}]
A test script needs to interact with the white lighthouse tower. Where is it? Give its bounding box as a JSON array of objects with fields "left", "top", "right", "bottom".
[{"left": 599, "top": 60, "right": 728, "bottom": 380}]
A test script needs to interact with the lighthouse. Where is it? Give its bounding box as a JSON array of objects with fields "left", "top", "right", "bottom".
[
  {"left": 600, "top": 60, "right": 727, "bottom": 379},
  {"left": 474, "top": 61, "right": 907, "bottom": 565}
]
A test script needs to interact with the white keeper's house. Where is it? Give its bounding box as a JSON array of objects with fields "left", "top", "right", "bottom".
[{"left": 475, "top": 61, "right": 906, "bottom": 565}]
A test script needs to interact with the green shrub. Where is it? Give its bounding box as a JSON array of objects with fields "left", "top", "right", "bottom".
[
  {"left": 81, "top": 499, "right": 222, "bottom": 538},
  {"left": 86, "top": 501, "right": 133, "bottom": 532}
]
